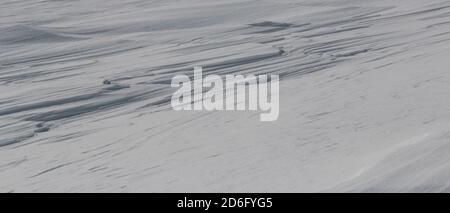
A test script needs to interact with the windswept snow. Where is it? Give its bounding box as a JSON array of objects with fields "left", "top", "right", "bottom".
[{"left": 1, "top": 0, "right": 450, "bottom": 192}]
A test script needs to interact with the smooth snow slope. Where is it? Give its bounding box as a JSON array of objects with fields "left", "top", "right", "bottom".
[{"left": 1, "top": 0, "right": 450, "bottom": 192}]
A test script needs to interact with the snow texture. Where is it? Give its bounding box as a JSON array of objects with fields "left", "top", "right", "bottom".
[{"left": 1, "top": 0, "right": 450, "bottom": 192}]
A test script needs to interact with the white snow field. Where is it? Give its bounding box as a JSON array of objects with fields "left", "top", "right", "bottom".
[{"left": 1, "top": 0, "right": 450, "bottom": 192}]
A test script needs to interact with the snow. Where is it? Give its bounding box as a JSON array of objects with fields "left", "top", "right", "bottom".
[{"left": 1, "top": 0, "right": 450, "bottom": 192}]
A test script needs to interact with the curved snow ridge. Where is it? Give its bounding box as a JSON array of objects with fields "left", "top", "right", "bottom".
[
  {"left": 0, "top": 25, "right": 85, "bottom": 45},
  {"left": 331, "top": 131, "right": 450, "bottom": 192}
]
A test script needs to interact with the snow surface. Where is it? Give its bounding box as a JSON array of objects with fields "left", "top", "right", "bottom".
[{"left": 1, "top": 0, "right": 450, "bottom": 192}]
